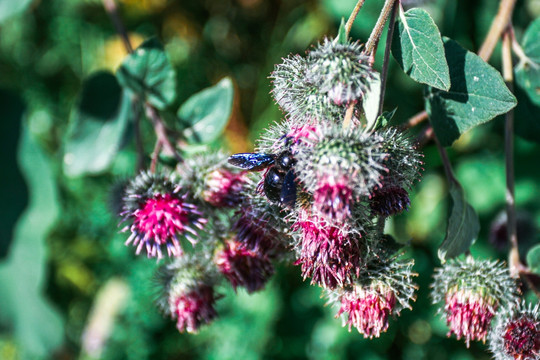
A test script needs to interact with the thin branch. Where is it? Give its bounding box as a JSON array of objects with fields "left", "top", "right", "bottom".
[
  {"left": 345, "top": 0, "right": 367, "bottom": 37},
  {"left": 502, "top": 28, "right": 517, "bottom": 252},
  {"left": 343, "top": 101, "right": 356, "bottom": 130},
  {"left": 132, "top": 101, "right": 145, "bottom": 172},
  {"left": 145, "top": 104, "right": 183, "bottom": 163},
  {"left": 150, "top": 140, "right": 163, "bottom": 174},
  {"left": 477, "top": 0, "right": 517, "bottom": 61},
  {"left": 404, "top": 110, "right": 428, "bottom": 129},
  {"left": 415, "top": 124, "right": 434, "bottom": 148},
  {"left": 365, "top": 0, "right": 397, "bottom": 58},
  {"left": 434, "top": 135, "right": 458, "bottom": 186},
  {"left": 377, "top": 0, "right": 398, "bottom": 117},
  {"left": 102, "top": 0, "right": 133, "bottom": 54}
]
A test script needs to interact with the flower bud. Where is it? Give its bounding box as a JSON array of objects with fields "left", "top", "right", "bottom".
[
  {"left": 306, "top": 39, "right": 373, "bottom": 106},
  {"left": 155, "top": 256, "right": 218, "bottom": 334},
  {"left": 489, "top": 301, "right": 539, "bottom": 360},
  {"left": 431, "top": 257, "right": 519, "bottom": 347},
  {"left": 292, "top": 208, "right": 363, "bottom": 288},
  {"left": 327, "top": 257, "right": 417, "bottom": 338},
  {"left": 201, "top": 169, "right": 248, "bottom": 208},
  {"left": 215, "top": 239, "right": 274, "bottom": 293}
]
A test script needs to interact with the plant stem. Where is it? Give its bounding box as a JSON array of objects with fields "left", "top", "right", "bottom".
[
  {"left": 502, "top": 29, "right": 516, "bottom": 248},
  {"left": 345, "top": 0, "right": 366, "bottom": 37},
  {"left": 102, "top": 0, "right": 133, "bottom": 54},
  {"left": 434, "top": 135, "right": 458, "bottom": 186},
  {"left": 102, "top": 0, "right": 183, "bottom": 170},
  {"left": 477, "top": 0, "right": 517, "bottom": 61},
  {"left": 132, "top": 101, "right": 145, "bottom": 172},
  {"left": 404, "top": 110, "right": 428, "bottom": 129},
  {"left": 377, "top": 0, "right": 398, "bottom": 117},
  {"left": 343, "top": 102, "right": 356, "bottom": 130},
  {"left": 145, "top": 104, "right": 183, "bottom": 163},
  {"left": 365, "top": 0, "right": 397, "bottom": 58}
]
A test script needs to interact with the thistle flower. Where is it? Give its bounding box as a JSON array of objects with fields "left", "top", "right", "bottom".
[
  {"left": 327, "top": 257, "right": 417, "bottom": 338},
  {"left": 215, "top": 239, "right": 274, "bottom": 293},
  {"left": 175, "top": 152, "right": 249, "bottom": 208},
  {"left": 256, "top": 119, "right": 322, "bottom": 155},
  {"left": 306, "top": 39, "right": 373, "bottom": 106},
  {"left": 431, "top": 257, "right": 519, "bottom": 347},
  {"left": 295, "top": 125, "right": 386, "bottom": 221},
  {"left": 201, "top": 169, "right": 248, "bottom": 208},
  {"left": 155, "top": 256, "right": 219, "bottom": 334},
  {"left": 369, "top": 185, "right": 410, "bottom": 217},
  {"left": 378, "top": 127, "right": 423, "bottom": 190},
  {"left": 120, "top": 171, "right": 207, "bottom": 259},
  {"left": 292, "top": 208, "right": 365, "bottom": 288},
  {"left": 489, "top": 302, "right": 540, "bottom": 360},
  {"left": 312, "top": 174, "right": 354, "bottom": 223},
  {"left": 231, "top": 189, "right": 289, "bottom": 253},
  {"left": 296, "top": 125, "right": 421, "bottom": 222},
  {"left": 271, "top": 54, "right": 346, "bottom": 121}
]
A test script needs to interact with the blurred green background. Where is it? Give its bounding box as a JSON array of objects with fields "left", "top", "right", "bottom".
[{"left": 1, "top": 0, "right": 539, "bottom": 359}]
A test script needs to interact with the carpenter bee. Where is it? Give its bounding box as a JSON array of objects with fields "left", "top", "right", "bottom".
[{"left": 228, "top": 150, "right": 296, "bottom": 207}]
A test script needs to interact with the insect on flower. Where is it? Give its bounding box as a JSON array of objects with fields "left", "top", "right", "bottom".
[{"left": 228, "top": 149, "right": 297, "bottom": 207}]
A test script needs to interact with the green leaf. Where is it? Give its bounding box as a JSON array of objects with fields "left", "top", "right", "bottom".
[
  {"left": 527, "top": 244, "right": 540, "bottom": 276},
  {"left": 425, "top": 38, "right": 517, "bottom": 146},
  {"left": 391, "top": 7, "right": 450, "bottom": 91},
  {"left": 335, "top": 18, "right": 348, "bottom": 45},
  {"left": 0, "top": 0, "right": 33, "bottom": 24},
  {"left": 438, "top": 182, "right": 480, "bottom": 262},
  {"left": 179, "top": 77, "right": 234, "bottom": 144},
  {"left": 64, "top": 71, "right": 133, "bottom": 177},
  {"left": 515, "top": 17, "right": 540, "bottom": 107},
  {"left": 362, "top": 72, "right": 381, "bottom": 131},
  {"left": 0, "top": 125, "right": 64, "bottom": 358},
  {"left": 116, "top": 38, "right": 176, "bottom": 110},
  {"left": 374, "top": 108, "right": 397, "bottom": 130}
]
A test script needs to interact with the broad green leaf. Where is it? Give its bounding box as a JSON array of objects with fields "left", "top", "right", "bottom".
[
  {"left": 116, "top": 38, "right": 176, "bottom": 110},
  {"left": 179, "top": 77, "right": 234, "bottom": 144},
  {"left": 335, "top": 18, "right": 348, "bottom": 45},
  {"left": 0, "top": 125, "right": 64, "bottom": 358},
  {"left": 64, "top": 71, "right": 133, "bottom": 177},
  {"left": 527, "top": 244, "right": 540, "bottom": 276},
  {"left": 438, "top": 182, "right": 480, "bottom": 262},
  {"left": 0, "top": 0, "right": 33, "bottom": 23},
  {"left": 515, "top": 17, "right": 540, "bottom": 107},
  {"left": 392, "top": 7, "right": 450, "bottom": 91},
  {"left": 362, "top": 72, "right": 381, "bottom": 131},
  {"left": 426, "top": 38, "right": 517, "bottom": 146}
]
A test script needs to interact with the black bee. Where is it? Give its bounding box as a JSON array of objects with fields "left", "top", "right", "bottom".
[{"left": 228, "top": 150, "right": 296, "bottom": 207}]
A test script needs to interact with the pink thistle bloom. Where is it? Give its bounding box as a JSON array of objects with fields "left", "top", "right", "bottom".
[
  {"left": 232, "top": 207, "right": 280, "bottom": 251},
  {"left": 369, "top": 186, "right": 410, "bottom": 217},
  {"left": 215, "top": 239, "right": 274, "bottom": 293},
  {"left": 337, "top": 285, "right": 397, "bottom": 338},
  {"left": 444, "top": 289, "right": 497, "bottom": 347},
  {"left": 502, "top": 316, "right": 540, "bottom": 359},
  {"left": 286, "top": 123, "right": 322, "bottom": 148},
  {"left": 123, "top": 192, "right": 207, "bottom": 259},
  {"left": 313, "top": 175, "right": 354, "bottom": 223},
  {"left": 201, "top": 169, "right": 248, "bottom": 208},
  {"left": 293, "top": 209, "right": 361, "bottom": 288},
  {"left": 170, "top": 285, "right": 217, "bottom": 334}
]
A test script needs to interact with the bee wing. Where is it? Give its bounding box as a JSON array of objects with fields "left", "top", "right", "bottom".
[
  {"left": 228, "top": 153, "right": 275, "bottom": 171},
  {"left": 280, "top": 169, "right": 296, "bottom": 208}
]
